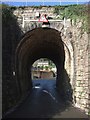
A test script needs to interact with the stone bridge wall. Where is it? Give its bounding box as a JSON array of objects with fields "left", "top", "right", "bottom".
[
  {"left": 16, "top": 18, "right": 90, "bottom": 113},
  {"left": 18, "top": 19, "right": 90, "bottom": 114},
  {"left": 2, "top": 7, "right": 90, "bottom": 115}
]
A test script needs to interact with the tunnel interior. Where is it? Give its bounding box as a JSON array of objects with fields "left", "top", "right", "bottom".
[{"left": 15, "top": 27, "right": 72, "bottom": 99}]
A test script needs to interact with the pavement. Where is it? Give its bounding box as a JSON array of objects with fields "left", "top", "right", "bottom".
[{"left": 3, "top": 79, "right": 89, "bottom": 119}]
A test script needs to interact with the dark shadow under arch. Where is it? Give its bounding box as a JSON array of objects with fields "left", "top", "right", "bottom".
[{"left": 15, "top": 27, "right": 73, "bottom": 102}]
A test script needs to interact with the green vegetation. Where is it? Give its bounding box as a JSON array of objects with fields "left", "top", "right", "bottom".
[
  {"left": 54, "top": 4, "right": 89, "bottom": 33},
  {"left": 88, "top": 110, "right": 90, "bottom": 115},
  {"left": 2, "top": 3, "right": 89, "bottom": 33},
  {"left": 44, "top": 66, "right": 49, "bottom": 70},
  {"left": 43, "top": 58, "right": 56, "bottom": 68},
  {"left": 33, "top": 58, "right": 56, "bottom": 71},
  {"left": 54, "top": 5, "right": 67, "bottom": 15},
  {"left": 54, "top": 4, "right": 88, "bottom": 18}
]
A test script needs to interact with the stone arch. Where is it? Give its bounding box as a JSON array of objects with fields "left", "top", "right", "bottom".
[
  {"left": 22, "top": 21, "right": 64, "bottom": 33},
  {"left": 64, "top": 43, "right": 71, "bottom": 77},
  {"left": 63, "top": 40, "right": 74, "bottom": 88},
  {"left": 22, "top": 22, "right": 74, "bottom": 88},
  {"left": 15, "top": 27, "right": 66, "bottom": 96}
]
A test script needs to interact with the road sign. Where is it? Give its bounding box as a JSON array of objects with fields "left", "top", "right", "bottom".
[{"left": 38, "top": 14, "right": 48, "bottom": 22}]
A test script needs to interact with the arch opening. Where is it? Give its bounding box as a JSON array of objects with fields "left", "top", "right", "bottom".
[
  {"left": 31, "top": 58, "right": 57, "bottom": 80},
  {"left": 15, "top": 27, "right": 73, "bottom": 102}
]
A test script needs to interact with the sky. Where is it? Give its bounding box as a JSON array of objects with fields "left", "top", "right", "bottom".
[
  {"left": 1, "top": 0, "right": 89, "bottom": 2},
  {"left": 1, "top": 0, "right": 89, "bottom": 6}
]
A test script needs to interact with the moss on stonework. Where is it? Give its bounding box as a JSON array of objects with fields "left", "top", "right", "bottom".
[{"left": 88, "top": 110, "right": 90, "bottom": 115}]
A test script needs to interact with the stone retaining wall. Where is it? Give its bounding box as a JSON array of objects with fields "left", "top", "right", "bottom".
[{"left": 32, "top": 70, "right": 54, "bottom": 79}]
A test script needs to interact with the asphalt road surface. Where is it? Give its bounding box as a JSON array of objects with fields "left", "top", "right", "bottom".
[{"left": 4, "top": 79, "right": 89, "bottom": 119}]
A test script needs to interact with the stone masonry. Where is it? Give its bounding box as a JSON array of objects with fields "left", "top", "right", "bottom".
[
  {"left": 3, "top": 6, "right": 90, "bottom": 115},
  {"left": 13, "top": 7, "right": 90, "bottom": 114}
]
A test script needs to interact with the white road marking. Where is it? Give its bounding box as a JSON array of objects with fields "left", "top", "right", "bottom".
[
  {"left": 42, "top": 89, "right": 58, "bottom": 103},
  {"left": 33, "top": 86, "right": 41, "bottom": 89}
]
